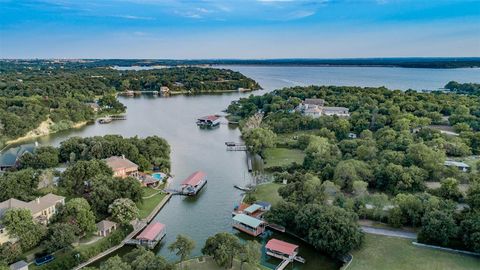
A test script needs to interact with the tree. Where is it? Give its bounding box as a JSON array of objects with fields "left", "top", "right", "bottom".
[
  {"left": 278, "top": 173, "right": 324, "bottom": 205},
  {"left": 109, "top": 198, "right": 139, "bottom": 225},
  {"left": 438, "top": 178, "right": 462, "bottom": 201},
  {"left": 352, "top": 180, "right": 368, "bottom": 197},
  {"left": 239, "top": 241, "right": 261, "bottom": 270},
  {"left": 0, "top": 242, "right": 22, "bottom": 265},
  {"left": 168, "top": 234, "right": 196, "bottom": 262},
  {"left": 19, "top": 146, "right": 59, "bottom": 169},
  {"left": 202, "top": 232, "right": 242, "bottom": 268},
  {"left": 43, "top": 223, "right": 77, "bottom": 253},
  {"left": 60, "top": 159, "right": 112, "bottom": 196},
  {"left": 0, "top": 168, "right": 39, "bottom": 201},
  {"left": 123, "top": 247, "right": 173, "bottom": 270},
  {"left": 100, "top": 256, "right": 131, "bottom": 270},
  {"left": 405, "top": 143, "right": 445, "bottom": 180},
  {"left": 466, "top": 183, "right": 480, "bottom": 210},
  {"left": 460, "top": 212, "right": 480, "bottom": 253},
  {"left": 2, "top": 208, "right": 45, "bottom": 250},
  {"left": 333, "top": 160, "right": 373, "bottom": 192},
  {"left": 61, "top": 198, "right": 96, "bottom": 235},
  {"left": 295, "top": 204, "right": 363, "bottom": 257},
  {"left": 393, "top": 193, "right": 424, "bottom": 227},
  {"left": 242, "top": 127, "right": 276, "bottom": 155},
  {"left": 418, "top": 210, "right": 458, "bottom": 246}
]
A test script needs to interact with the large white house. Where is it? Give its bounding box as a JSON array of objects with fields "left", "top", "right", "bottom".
[{"left": 297, "top": 99, "right": 350, "bottom": 118}]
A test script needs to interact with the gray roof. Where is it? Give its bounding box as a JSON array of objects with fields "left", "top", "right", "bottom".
[
  {"left": 96, "top": 220, "right": 117, "bottom": 231},
  {"left": 0, "top": 144, "right": 36, "bottom": 167},
  {"left": 322, "top": 106, "right": 349, "bottom": 112},
  {"left": 304, "top": 98, "right": 325, "bottom": 106},
  {"left": 104, "top": 156, "right": 138, "bottom": 171},
  {"left": 0, "top": 193, "right": 65, "bottom": 218},
  {"left": 9, "top": 260, "right": 28, "bottom": 270},
  {"left": 233, "top": 214, "right": 264, "bottom": 228},
  {"left": 444, "top": 160, "right": 470, "bottom": 168}
]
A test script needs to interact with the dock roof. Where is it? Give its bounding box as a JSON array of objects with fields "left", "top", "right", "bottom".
[
  {"left": 136, "top": 222, "right": 165, "bottom": 241},
  {"left": 198, "top": 115, "right": 219, "bottom": 121},
  {"left": 244, "top": 204, "right": 262, "bottom": 214},
  {"left": 266, "top": 239, "right": 299, "bottom": 256},
  {"left": 181, "top": 171, "right": 206, "bottom": 187},
  {"left": 233, "top": 214, "right": 264, "bottom": 228}
]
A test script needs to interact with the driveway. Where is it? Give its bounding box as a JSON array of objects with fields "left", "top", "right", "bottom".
[{"left": 361, "top": 226, "right": 417, "bottom": 239}]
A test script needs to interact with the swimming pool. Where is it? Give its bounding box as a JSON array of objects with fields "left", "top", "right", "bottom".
[{"left": 151, "top": 173, "right": 164, "bottom": 181}]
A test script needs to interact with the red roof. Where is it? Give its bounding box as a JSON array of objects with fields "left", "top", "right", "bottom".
[
  {"left": 265, "top": 239, "right": 298, "bottom": 255},
  {"left": 198, "top": 115, "right": 219, "bottom": 121},
  {"left": 181, "top": 171, "right": 206, "bottom": 187},
  {"left": 136, "top": 222, "right": 165, "bottom": 241}
]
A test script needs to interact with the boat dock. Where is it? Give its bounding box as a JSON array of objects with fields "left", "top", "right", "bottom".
[
  {"left": 98, "top": 115, "right": 127, "bottom": 124},
  {"left": 265, "top": 239, "right": 306, "bottom": 270},
  {"left": 225, "top": 142, "right": 247, "bottom": 151}
]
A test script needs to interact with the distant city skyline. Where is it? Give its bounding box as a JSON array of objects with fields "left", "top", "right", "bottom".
[{"left": 0, "top": 0, "right": 479, "bottom": 59}]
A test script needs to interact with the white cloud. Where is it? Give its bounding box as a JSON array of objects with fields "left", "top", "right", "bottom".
[{"left": 115, "top": 15, "right": 155, "bottom": 20}]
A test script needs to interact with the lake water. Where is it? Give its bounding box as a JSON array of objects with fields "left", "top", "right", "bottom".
[{"left": 15, "top": 66, "right": 480, "bottom": 269}]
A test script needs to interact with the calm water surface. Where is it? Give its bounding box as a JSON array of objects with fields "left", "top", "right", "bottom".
[{"left": 21, "top": 66, "right": 480, "bottom": 269}]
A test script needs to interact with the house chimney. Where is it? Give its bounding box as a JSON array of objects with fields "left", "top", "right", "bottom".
[
  {"left": 122, "top": 155, "right": 125, "bottom": 159},
  {"left": 36, "top": 197, "right": 40, "bottom": 204}
]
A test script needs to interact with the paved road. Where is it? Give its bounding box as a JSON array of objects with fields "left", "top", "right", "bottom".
[{"left": 361, "top": 226, "right": 417, "bottom": 239}]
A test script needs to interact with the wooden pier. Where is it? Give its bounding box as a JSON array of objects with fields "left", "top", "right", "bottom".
[
  {"left": 225, "top": 142, "right": 247, "bottom": 151},
  {"left": 98, "top": 115, "right": 127, "bottom": 124}
]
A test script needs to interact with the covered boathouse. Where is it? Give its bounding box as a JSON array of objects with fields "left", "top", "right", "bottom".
[
  {"left": 232, "top": 213, "right": 265, "bottom": 237},
  {"left": 135, "top": 222, "right": 166, "bottom": 249},
  {"left": 265, "top": 239, "right": 305, "bottom": 269},
  {"left": 196, "top": 115, "right": 220, "bottom": 127},
  {"left": 180, "top": 171, "right": 207, "bottom": 196}
]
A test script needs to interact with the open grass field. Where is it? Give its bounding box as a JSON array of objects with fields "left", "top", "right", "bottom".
[
  {"left": 349, "top": 234, "right": 480, "bottom": 270},
  {"left": 137, "top": 191, "right": 167, "bottom": 219},
  {"left": 252, "top": 182, "right": 283, "bottom": 206},
  {"left": 263, "top": 147, "right": 305, "bottom": 168}
]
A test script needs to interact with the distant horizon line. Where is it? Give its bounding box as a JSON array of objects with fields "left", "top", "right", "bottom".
[{"left": 2, "top": 57, "right": 480, "bottom": 61}]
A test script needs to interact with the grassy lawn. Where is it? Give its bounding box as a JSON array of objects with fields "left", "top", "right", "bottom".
[
  {"left": 263, "top": 147, "right": 305, "bottom": 168},
  {"left": 178, "top": 256, "right": 269, "bottom": 270},
  {"left": 137, "top": 191, "right": 167, "bottom": 219},
  {"left": 142, "top": 186, "right": 160, "bottom": 197},
  {"left": 252, "top": 183, "right": 283, "bottom": 206},
  {"left": 349, "top": 234, "right": 480, "bottom": 270}
]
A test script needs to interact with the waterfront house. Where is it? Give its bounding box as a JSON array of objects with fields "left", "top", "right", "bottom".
[
  {"left": 160, "top": 86, "right": 170, "bottom": 95},
  {"left": 96, "top": 220, "right": 117, "bottom": 237},
  {"left": 0, "top": 193, "right": 65, "bottom": 244},
  {"left": 444, "top": 160, "right": 470, "bottom": 172},
  {"left": 9, "top": 260, "right": 28, "bottom": 270},
  {"left": 180, "top": 171, "right": 207, "bottom": 196},
  {"left": 105, "top": 156, "right": 139, "bottom": 178},
  {"left": 232, "top": 214, "right": 265, "bottom": 237},
  {"left": 135, "top": 222, "right": 166, "bottom": 249},
  {"left": 86, "top": 102, "right": 101, "bottom": 112},
  {"left": 196, "top": 115, "right": 221, "bottom": 128},
  {"left": 0, "top": 143, "right": 37, "bottom": 171},
  {"left": 296, "top": 99, "right": 350, "bottom": 118},
  {"left": 322, "top": 106, "right": 350, "bottom": 117}
]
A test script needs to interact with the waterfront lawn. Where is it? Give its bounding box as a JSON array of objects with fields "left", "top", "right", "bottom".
[
  {"left": 263, "top": 148, "right": 305, "bottom": 168},
  {"left": 137, "top": 191, "right": 167, "bottom": 219},
  {"left": 142, "top": 186, "right": 160, "bottom": 197},
  {"left": 349, "top": 234, "right": 480, "bottom": 270},
  {"left": 178, "top": 256, "right": 269, "bottom": 270},
  {"left": 253, "top": 183, "right": 283, "bottom": 206}
]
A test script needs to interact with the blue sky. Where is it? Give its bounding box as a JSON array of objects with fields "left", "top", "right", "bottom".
[{"left": 0, "top": 0, "right": 479, "bottom": 58}]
